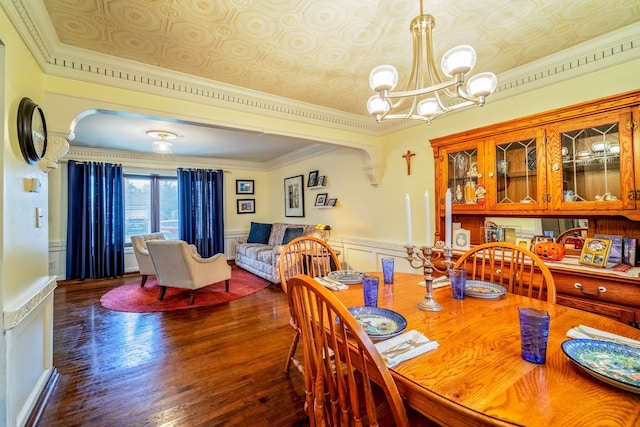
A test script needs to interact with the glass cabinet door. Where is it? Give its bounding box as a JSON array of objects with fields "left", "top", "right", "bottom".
[
  {"left": 487, "top": 129, "right": 547, "bottom": 211},
  {"left": 441, "top": 141, "right": 485, "bottom": 212},
  {"left": 550, "top": 109, "right": 635, "bottom": 211}
]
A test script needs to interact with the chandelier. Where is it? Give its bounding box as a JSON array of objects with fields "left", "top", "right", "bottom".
[
  {"left": 146, "top": 130, "right": 177, "bottom": 154},
  {"left": 367, "top": 1, "right": 497, "bottom": 124}
]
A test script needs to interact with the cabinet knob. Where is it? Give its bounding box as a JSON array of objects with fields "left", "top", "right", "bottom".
[
  {"left": 574, "top": 282, "right": 606, "bottom": 295},
  {"left": 476, "top": 173, "right": 482, "bottom": 178},
  {"left": 488, "top": 172, "right": 494, "bottom": 178},
  {"left": 552, "top": 164, "right": 560, "bottom": 172}
]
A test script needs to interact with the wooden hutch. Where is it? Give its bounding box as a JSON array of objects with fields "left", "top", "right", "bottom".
[{"left": 430, "top": 90, "right": 640, "bottom": 328}]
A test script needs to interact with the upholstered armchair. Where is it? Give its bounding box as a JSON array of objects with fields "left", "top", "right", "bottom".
[
  {"left": 130, "top": 232, "right": 166, "bottom": 286},
  {"left": 146, "top": 240, "right": 232, "bottom": 305}
]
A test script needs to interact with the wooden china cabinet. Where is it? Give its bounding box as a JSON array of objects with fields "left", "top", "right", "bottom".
[{"left": 430, "top": 89, "right": 640, "bottom": 327}]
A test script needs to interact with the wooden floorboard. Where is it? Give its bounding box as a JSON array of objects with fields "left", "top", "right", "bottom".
[{"left": 35, "top": 269, "right": 309, "bottom": 426}]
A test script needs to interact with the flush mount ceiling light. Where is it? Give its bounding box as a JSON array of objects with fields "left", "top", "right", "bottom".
[
  {"left": 146, "top": 130, "right": 177, "bottom": 154},
  {"left": 367, "top": 0, "right": 498, "bottom": 124}
]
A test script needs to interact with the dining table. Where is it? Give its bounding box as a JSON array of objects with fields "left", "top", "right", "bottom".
[{"left": 333, "top": 271, "right": 640, "bottom": 426}]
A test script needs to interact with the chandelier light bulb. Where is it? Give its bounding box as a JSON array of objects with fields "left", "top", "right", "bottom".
[
  {"left": 441, "top": 45, "right": 477, "bottom": 77},
  {"left": 417, "top": 98, "right": 441, "bottom": 116},
  {"left": 152, "top": 139, "right": 173, "bottom": 154},
  {"left": 369, "top": 65, "right": 399, "bottom": 92},
  {"left": 367, "top": 95, "right": 390, "bottom": 115},
  {"left": 467, "top": 72, "right": 498, "bottom": 97},
  {"left": 146, "top": 130, "right": 177, "bottom": 154}
]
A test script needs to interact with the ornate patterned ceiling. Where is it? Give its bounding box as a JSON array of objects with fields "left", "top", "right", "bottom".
[{"left": 42, "top": 0, "right": 640, "bottom": 117}]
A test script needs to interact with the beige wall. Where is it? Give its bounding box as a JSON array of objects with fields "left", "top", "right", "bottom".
[
  {"left": 271, "top": 58, "right": 640, "bottom": 249},
  {"left": 48, "top": 57, "right": 640, "bottom": 263},
  {"left": 1, "top": 4, "right": 56, "bottom": 426}
]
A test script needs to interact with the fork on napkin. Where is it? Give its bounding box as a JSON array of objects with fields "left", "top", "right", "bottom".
[
  {"left": 314, "top": 277, "right": 348, "bottom": 291},
  {"left": 375, "top": 330, "right": 439, "bottom": 368},
  {"left": 566, "top": 324, "right": 640, "bottom": 349}
]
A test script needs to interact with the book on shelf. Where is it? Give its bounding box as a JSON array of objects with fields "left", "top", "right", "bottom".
[{"left": 622, "top": 237, "right": 637, "bottom": 267}]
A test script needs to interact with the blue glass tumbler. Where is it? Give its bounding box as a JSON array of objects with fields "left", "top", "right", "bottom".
[
  {"left": 381, "top": 258, "right": 394, "bottom": 284},
  {"left": 362, "top": 274, "right": 379, "bottom": 307},
  {"left": 518, "top": 307, "right": 551, "bottom": 364},
  {"left": 449, "top": 268, "right": 466, "bottom": 300}
]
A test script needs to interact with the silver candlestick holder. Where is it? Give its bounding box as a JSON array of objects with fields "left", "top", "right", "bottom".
[{"left": 405, "top": 245, "right": 454, "bottom": 311}]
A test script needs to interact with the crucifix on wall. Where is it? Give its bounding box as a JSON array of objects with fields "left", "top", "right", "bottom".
[{"left": 402, "top": 150, "right": 416, "bottom": 175}]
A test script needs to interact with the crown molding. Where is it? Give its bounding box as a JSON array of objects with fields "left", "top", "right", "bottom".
[{"left": 61, "top": 140, "right": 341, "bottom": 171}]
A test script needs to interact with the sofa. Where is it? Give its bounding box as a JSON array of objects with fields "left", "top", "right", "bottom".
[{"left": 235, "top": 222, "right": 323, "bottom": 283}]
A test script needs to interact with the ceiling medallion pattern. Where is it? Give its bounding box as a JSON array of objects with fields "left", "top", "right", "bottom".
[{"left": 41, "top": 0, "right": 640, "bottom": 119}]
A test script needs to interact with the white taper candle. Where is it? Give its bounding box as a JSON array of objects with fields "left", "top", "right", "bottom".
[
  {"left": 405, "top": 193, "right": 413, "bottom": 246},
  {"left": 445, "top": 188, "right": 452, "bottom": 248},
  {"left": 425, "top": 191, "right": 432, "bottom": 247}
]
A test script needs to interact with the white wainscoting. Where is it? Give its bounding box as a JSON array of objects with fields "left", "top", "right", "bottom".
[
  {"left": 49, "top": 231, "right": 415, "bottom": 279},
  {"left": 4, "top": 276, "right": 56, "bottom": 427},
  {"left": 49, "top": 229, "right": 248, "bottom": 278},
  {"left": 327, "top": 236, "right": 419, "bottom": 274}
]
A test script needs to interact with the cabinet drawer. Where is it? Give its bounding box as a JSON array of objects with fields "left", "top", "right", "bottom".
[
  {"left": 552, "top": 272, "right": 640, "bottom": 309},
  {"left": 556, "top": 295, "right": 637, "bottom": 325}
]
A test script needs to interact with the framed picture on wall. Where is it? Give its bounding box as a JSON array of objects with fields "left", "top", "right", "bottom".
[
  {"left": 236, "top": 199, "right": 255, "bottom": 214},
  {"left": 236, "top": 179, "right": 254, "bottom": 194},
  {"left": 315, "top": 193, "right": 328, "bottom": 206},
  {"left": 307, "top": 170, "right": 319, "bottom": 187},
  {"left": 284, "top": 175, "right": 305, "bottom": 217}
]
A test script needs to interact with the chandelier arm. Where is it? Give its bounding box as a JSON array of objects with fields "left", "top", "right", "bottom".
[
  {"left": 382, "top": 78, "right": 458, "bottom": 100},
  {"left": 455, "top": 85, "right": 485, "bottom": 105}
]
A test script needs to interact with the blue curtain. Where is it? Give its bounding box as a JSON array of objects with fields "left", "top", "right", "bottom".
[
  {"left": 177, "top": 168, "right": 225, "bottom": 258},
  {"left": 66, "top": 160, "right": 125, "bottom": 280}
]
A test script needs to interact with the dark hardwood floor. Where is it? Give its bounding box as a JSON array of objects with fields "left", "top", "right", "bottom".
[{"left": 35, "top": 269, "right": 309, "bottom": 426}]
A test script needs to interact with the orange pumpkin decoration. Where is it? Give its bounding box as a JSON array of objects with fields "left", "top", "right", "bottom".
[{"left": 534, "top": 242, "right": 566, "bottom": 261}]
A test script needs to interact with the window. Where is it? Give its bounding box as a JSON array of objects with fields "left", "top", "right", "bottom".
[{"left": 124, "top": 174, "right": 178, "bottom": 243}]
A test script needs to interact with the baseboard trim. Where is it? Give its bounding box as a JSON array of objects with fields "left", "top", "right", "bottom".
[{"left": 24, "top": 368, "right": 59, "bottom": 427}]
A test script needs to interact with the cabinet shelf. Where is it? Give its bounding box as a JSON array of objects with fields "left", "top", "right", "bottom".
[{"left": 308, "top": 185, "right": 326, "bottom": 190}]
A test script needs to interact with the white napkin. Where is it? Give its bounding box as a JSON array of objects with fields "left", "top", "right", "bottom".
[
  {"left": 566, "top": 324, "right": 640, "bottom": 349},
  {"left": 314, "top": 277, "right": 348, "bottom": 291},
  {"left": 418, "top": 275, "right": 450, "bottom": 288},
  {"left": 375, "top": 330, "right": 439, "bottom": 368}
]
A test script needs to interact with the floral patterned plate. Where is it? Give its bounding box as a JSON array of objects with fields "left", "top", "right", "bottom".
[
  {"left": 562, "top": 339, "right": 640, "bottom": 394},
  {"left": 346, "top": 307, "right": 407, "bottom": 340},
  {"left": 327, "top": 270, "right": 364, "bottom": 284},
  {"left": 464, "top": 280, "right": 507, "bottom": 299}
]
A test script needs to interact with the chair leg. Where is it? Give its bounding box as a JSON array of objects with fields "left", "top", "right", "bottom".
[
  {"left": 158, "top": 286, "right": 167, "bottom": 301},
  {"left": 284, "top": 329, "right": 300, "bottom": 375},
  {"left": 224, "top": 279, "right": 230, "bottom": 292},
  {"left": 188, "top": 291, "right": 196, "bottom": 306},
  {"left": 140, "top": 275, "right": 148, "bottom": 287}
]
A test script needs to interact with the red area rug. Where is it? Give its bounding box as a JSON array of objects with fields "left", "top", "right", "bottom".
[{"left": 100, "top": 268, "right": 270, "bottom": 313}]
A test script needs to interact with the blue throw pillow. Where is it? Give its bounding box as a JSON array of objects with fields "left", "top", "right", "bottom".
[
  {"left": 247, "top": 222, "right": 272, "bottom": 244},
  {"left": 282, "top": 227, "right": 304, "bottom": 244}
]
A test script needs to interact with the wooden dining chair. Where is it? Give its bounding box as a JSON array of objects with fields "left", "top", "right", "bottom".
[
  {"left": 287, "top": 274, "right": 410, "bottom": 427},
  {"left": 454, "top": 242, "right": 557, "bottom": 303},
  {"left": 278, "top": 236, "right": 342, "bottom": 374}
]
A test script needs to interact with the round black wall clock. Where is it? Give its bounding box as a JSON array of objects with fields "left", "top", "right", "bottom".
[{"left": 17, "top": 97, "right": 48, "bottom": 164}]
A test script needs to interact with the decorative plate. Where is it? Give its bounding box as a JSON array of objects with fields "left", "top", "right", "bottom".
[
  {"left": 346, "top": 307, "right": 407, "bottom": 339},
  {"left": 464, "top": 280, "right": 507, "bottom": 299},
  {"left": 562, "top": 339, "right": 640, "bottom": 394},
  {"left": 327, "top": 270, "right": 364, "bottom": 284}
]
